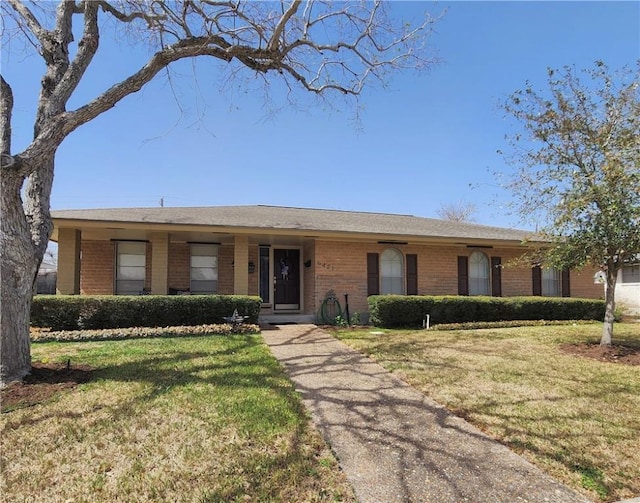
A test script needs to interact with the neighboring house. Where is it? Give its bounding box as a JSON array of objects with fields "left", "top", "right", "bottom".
[
  {"left": 616, "top": 263, "right": 640, "bottom": 315},
  {"left": 51, "top": 205, "right": 603, "bottom": 323},
  {"left": 36, "top": 259, "right": 57, "bottom": 295}
]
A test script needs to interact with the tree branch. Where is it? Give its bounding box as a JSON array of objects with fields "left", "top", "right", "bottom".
[
  {"left": 96, "top": 0, "right": 166, "bottom": 27},
  {"left": 268, "top": 0, "right": 300, "bottom": 52},
  {"left": 5, "top": 0, "right": 48, "bottom": 48},
  {"left": 0, "top": 75, "right": 13, "bottom": 158},
  {"left": 49, "top": 1, "right": 99, "bottom": 107}
]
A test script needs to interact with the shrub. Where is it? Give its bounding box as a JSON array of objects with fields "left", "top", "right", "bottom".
[
  {"left": 31, "top": 295, "right": 262, "bottom": 331},
  {"left": 367, "top": 295, "right": 605, "bottom": 329}
]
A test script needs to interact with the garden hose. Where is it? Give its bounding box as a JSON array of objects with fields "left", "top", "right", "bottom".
[{"left": 319, "top": 295, "right": 343, "bottom": 325}]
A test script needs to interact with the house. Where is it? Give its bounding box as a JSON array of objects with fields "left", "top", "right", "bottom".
[
  {"left": 51, "top": 205, "right": 603, "bottom": 323},
  {"left": 36, "top": 259, "right": 57, "bottom": 295},
  {"left": 616, "top": 263, "right": 640, "bottom": 315}
]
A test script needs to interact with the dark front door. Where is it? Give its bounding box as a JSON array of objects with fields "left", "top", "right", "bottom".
[{"left": 274, "top": 249, "right": 300, "bottom": 310}]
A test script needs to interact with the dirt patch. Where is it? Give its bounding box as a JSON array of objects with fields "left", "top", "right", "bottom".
[
  {"left": 560, "top": 342, "right": 640, "bottom": 366},
  {"left": 1, "top": 362, "right": 94, "bottom": 412}
]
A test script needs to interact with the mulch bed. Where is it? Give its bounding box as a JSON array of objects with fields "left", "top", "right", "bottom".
[
  {"left": 1, "top": 362, "right": 94, "bottom": 411},
  {"left": 560, "top": 343, "right": 640, "bottom": 366}
]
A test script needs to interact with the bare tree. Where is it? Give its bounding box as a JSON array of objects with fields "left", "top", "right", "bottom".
[
  {"left": 436, "top": 200, "right": 477, "bottom": 223},
  {"left": 0, "top": 1, "right": 438, "bottom": 385}
]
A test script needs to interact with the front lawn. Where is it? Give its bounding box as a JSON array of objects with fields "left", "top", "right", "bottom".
[
  {"left": 333, "top": 322, "right": 640, "bottom": 502},
  {"left": 0, "top": 334, "right": 355, "bottom": 503}
]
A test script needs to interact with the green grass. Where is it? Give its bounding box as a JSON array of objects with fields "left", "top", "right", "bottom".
[
  {"left": 1, "top": 335, "right": 355, "bottom": 503},
  {"left": 333, "top": 322, "right": 640, "bottom": 502}
]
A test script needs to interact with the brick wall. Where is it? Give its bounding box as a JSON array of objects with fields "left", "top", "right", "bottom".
[
  {"left": 218, "top": 245, "right": 234, "bottom": 294},
  {"left": 168, "top": 242, "right": 190, "bottom": 291},
  {"left": 80, "top": 240, "right": 114, "bottom": 294},
  {"left": 167, "top": 243, "right": 240, "bottom": 294},
  {"left": 312, "top": 240, "right": 603, "bottom": 315},
  {"left": 571, "top": 267, "right": 602, "bottom": 299},
  {"left": 76, "top": 237, "right": 603, "bottom": 312},
  {"left": 303, "top": 242, "right": 316, "bottom": 315}
]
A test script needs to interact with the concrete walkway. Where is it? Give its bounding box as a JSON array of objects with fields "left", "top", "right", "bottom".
[{"left": 262, "top": 324, "right": 591, "bottom": 503}]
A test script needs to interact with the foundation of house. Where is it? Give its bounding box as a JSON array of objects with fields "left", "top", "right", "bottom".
[{"left": 259, "top": 313, "right": 316, "bottom": 325}]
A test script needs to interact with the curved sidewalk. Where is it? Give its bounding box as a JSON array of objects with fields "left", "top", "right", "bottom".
[{"left": 262, "top": 324, "right": 591, "bottom": 503}]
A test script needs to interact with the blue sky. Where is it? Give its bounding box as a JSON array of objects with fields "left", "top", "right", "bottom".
[{"left": 4, "top": 1, "right": 639, "bottom": 229}]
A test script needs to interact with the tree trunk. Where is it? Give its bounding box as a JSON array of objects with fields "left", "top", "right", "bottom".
[
  {"left": 0, "top": 159, "right": 52, "bottom": 387},
  {"left": 601, "top": 265, "right": 617, "bottom": 347}
]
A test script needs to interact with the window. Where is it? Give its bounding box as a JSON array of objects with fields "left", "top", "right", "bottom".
[
  {"left": 116, "top": 241, "right": 146, "bottom": 295},
  {"left": 381, "top": 248, "right": 404, "bottom": 294},
  {"left": 542, "top": 267, "right": 561, "bottom": 296},
  {"left": 190, "top": 244, "right": 218, "bottom": 294},
  {"left": 533, "top": 266, "right": 570, "bottom": 297},
  {"left": 259, "top": 247, "right": 271, "bottom": 303},
  {"left": 622, "top": 265, "right": 640, "bottom": 283},
  {"left": 469, "top": 251, "right": 490, "bottom": 295}
]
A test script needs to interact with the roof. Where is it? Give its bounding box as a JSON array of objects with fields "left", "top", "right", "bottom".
[{"left": 51, "top": 205, "right": 537, "bottom": 244}]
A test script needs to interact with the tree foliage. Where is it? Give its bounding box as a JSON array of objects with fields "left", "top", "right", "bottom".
[
  {"left": 501, "top": 61, "right": 640, "bottom": 345},
  {"left": 0, "top": 1, "right": 438, "bottom": 385}
]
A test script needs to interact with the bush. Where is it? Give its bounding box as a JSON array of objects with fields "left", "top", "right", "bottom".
[
  {"left": 367, "top": 295, "right": 605, "bottom": 329},
  {"left": 31, "top": 295, "right": 262, "bottom": 331}
]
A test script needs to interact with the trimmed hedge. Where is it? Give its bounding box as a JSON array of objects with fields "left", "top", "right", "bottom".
[
  {"left": 31, "top": 295, "right": 262, "bottom": 331},
  {"left": 368, "top": 295, "right": 605, "bottom": 329}
]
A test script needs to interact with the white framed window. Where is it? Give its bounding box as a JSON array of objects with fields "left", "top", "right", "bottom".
[
  {"left": 622, "top": 265, "right": 640, "bottom": 284},
  {"left": 381, "top": 248, "right": 404, "bottom": 294},
  {"left": 469, "top": 251, "right": 490, "bottom": 295},
  {"left": 542, "top": 267, "right": 561, "bottom": 296},
  {"left": 115, "top": 241, "right": 146, "bottom": 295},
  {"left": 190, "top": 244, "right": 218, "bottom": 294}
]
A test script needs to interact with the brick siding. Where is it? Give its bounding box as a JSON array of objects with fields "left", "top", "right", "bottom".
[
  {"left": 75, "top": 237, "right": 603, "bottom": 312},
  {"left": 80, "top": 240, "right": 114, "bottom": 295}
]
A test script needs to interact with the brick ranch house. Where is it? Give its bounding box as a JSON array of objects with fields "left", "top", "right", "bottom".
[{"left": 51, "top": 205, "right": 605, "bottom": 323}]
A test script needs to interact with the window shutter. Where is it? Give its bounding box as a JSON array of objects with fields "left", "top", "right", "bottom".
[
  {"left": 491, "top": 257, "right": 502, "bottom": 297},
  {"left": 367, "top": 253, "right": 380, "bottom": 296},
  {"left": 561, "top": 268, "right": 571, "bottom": 297},
  {"left": 532, "top": 266, "right": 542, "bottom": 296},
  {"left": 406, "top": 254, "right": 418, "bottom": 295},
  {"left": 457, "top": 256, "right": 469, "bottom": 296}
]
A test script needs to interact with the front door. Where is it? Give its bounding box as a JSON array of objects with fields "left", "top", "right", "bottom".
[{"left": 274, "top": 249, "right": 300, "bottom": 310}]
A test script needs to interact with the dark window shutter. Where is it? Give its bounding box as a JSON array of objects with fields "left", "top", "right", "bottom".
[
  {"left": 457, "top": 256, "right": 469, "bottom": 296},
  {"left": 367, "top": 253, "right": 380, "bottom": 296},
  {"left": 491, "top": 257, "right": 502, "bottom": 297},
  {"left": 532, "top": 266, "right": 542, "bottom": 296},
  {"left": 561, "top": 268, "right": 571, "bottom": 297},
  {"left": 406, "top": 254, "right": 418, "bottom": 295}
]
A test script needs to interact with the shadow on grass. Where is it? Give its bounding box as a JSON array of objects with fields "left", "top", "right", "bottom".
[
  {"left": 15, "top": 335, "right": 306, "bottom": 433},
  {"left": 331, "top": 327, "right": 640, "bottom": 502},
  {"left": 5, "top": 334, "right": 357, "bottom": 503}
]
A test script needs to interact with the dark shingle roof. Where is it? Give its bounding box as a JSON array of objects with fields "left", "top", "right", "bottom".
[{"left": 51, "top": 205, "right": 536, "bottom": 243}]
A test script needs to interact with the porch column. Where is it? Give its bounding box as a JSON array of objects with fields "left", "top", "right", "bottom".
[
  {"left": 56, "top": 228, "right": 81, "bottom": 295},
  {"left": 150, "top": 232, "right": 169, "bottom": 295},
  {"left": 233, "top": 235, "right": 249, "bottom": 295}
]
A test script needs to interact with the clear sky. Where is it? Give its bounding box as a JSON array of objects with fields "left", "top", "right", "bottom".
[{"left": 3, "top": 1, "right": 639, "bottom": 230}]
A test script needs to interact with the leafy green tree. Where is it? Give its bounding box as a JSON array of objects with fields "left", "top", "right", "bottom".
[{"left": 501, "top": 61, "right": 640, "bottom": 345}]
